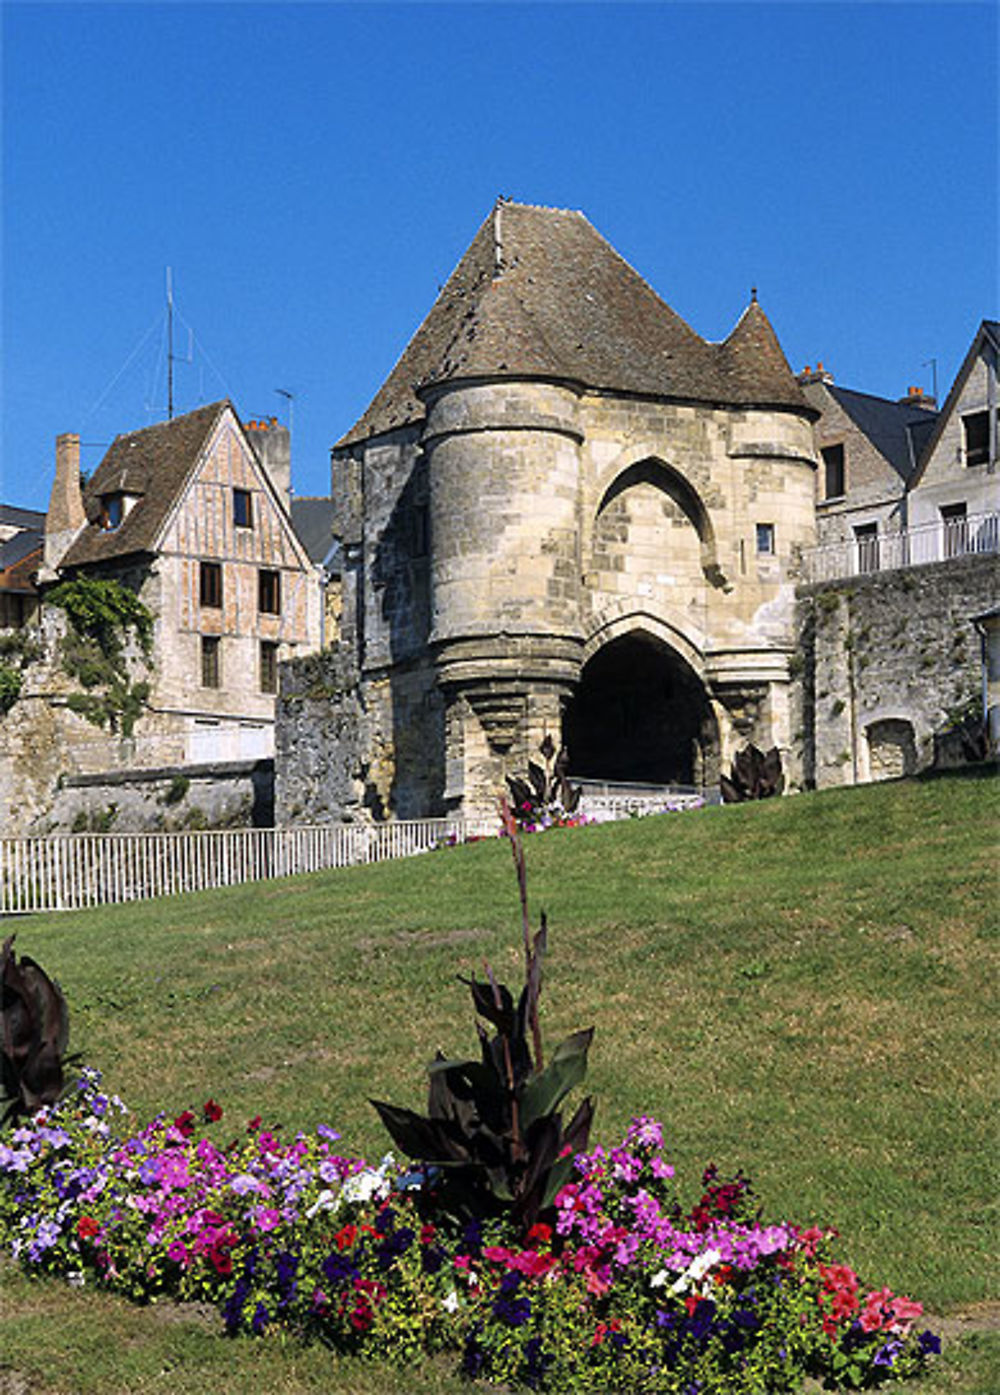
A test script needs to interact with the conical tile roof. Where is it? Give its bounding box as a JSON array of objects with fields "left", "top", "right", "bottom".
[{"left": 338, "top": 202, "right": 807, "bottom": 446}]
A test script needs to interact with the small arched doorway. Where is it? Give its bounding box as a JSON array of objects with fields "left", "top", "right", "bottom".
[{"left": 563, "top": 631, "right": 719, "bottom": 787}]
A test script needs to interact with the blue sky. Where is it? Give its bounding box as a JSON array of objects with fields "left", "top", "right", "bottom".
[{"left": 2, "top": 1, "right": 997, "bottom": 512}]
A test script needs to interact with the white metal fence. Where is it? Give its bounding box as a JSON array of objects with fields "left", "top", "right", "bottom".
[
  {"left": 0, "top": 794, "right": 712, "bottom": 916},
  {"left": 803, "top": 511, "right": 999, "bottom": 582},
  {"left": 0, "top": 817, "right": 499, "bottom": 916},
  {"left": 577, "top": 781, "right": 711, "bottom": 820}
]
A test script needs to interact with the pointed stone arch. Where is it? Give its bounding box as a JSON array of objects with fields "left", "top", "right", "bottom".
[
  {"left": 565, "top": 616, "right": 720, "bottom": 787},
  {"left": 592, "top": 449, "right": 729, "bottom": 590}
]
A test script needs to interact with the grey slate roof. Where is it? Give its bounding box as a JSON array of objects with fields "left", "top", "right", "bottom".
[
  {"left": 62, "top": 402, "right": 228, "bottom": 568},
  {"left": 338, "top": 201, "right": 808, "bottom": 447},
  {"left": 0, "top": 504, "right": 46, "bottom": 531},
  {"left": 825, "top": 385, "right": 939, "bottom": 484},
  {"left": 0, "top": 528, "right": 44, "bottom": 571},
  {"left": 290, "top": 496, "right": 336, "bottom": 566}
]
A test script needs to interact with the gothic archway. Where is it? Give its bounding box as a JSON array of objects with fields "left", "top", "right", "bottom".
[{"left": 563, "top": 631, "right": 719, "bottom": 787}]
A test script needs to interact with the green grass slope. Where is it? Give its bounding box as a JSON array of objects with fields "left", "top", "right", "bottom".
[{"left": 2, "top": 768, "right": 997, "bottom": 1391}]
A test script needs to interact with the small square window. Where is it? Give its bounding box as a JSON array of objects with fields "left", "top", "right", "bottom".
[
  {"left": 233, "top": 488, "right": 253, "bottom": 529},
  {"left": 821, "top": 444, "right": 846, "bottom": 499},
  {"left": 201, "top": 636, "right": 220, "bottom": 689},
  {"left": 756, "top": 523, "right": 775, "bottom": 555},
  {"left": 199, "top": 561, "right": 222, "bottom": 609},
  {"left": 260, "top": 641, "right": 278, "bottom": 695},
  {"left": 258, "top": 568, "right": 281, "bottom": 614}
]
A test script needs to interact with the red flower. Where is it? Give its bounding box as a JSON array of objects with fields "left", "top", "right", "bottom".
[
  {"left": 349, "top": 1301, "right": 373, "bottom": 1332},
  {"left": 247, "top": 1115, "right": 262, "bottom": 1133},
  {"left": 714, "top": 1264, "right": 734, "bottom": 1286},
  {"left": 336, "top": 1224, "right": 358, "bottom": 1251},
  {"left": 419, "top": 1224, "right": 437, "bottom": 1245},
  {"left": 526, "top": 1222, "right": 552, "bottom": 1246},
  {"left": 203, "top": 1099, "right": 223, "bottom": 1123},
  {"left": 77, "top": 1216, "right": 100, "bottom": 1240},
  {"left": 173, "top": 1110, "right": 196, "bottom": 1138},
  {"left": 209, "top": 1247, "right": 233, "bottom": 1276}
]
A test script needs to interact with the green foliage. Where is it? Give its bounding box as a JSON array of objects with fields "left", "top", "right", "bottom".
[
  {"left": 70, "top": 805, "right": 119, "bottom": 835},
  {"left": 0, "top": 663, "right": 22, "bottom": 715},
  {"left": 0, "top": 628, "right": 43, "bottom": 715},
  {"left": 47, "top": 576, "right": 153, "bottom": 733},
  {"left": 164, "top": 774, "right": 191, "bottom": 806},
  {"left": 47, "top": 576, "right": 152, "bottom": 657},
  {"left": 0, "top": 628, "right": 42, "bottom": 662}
]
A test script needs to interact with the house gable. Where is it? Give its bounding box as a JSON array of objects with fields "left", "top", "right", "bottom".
[
  {"left": 158, "top": 405, "right": 312, "bottom": 573},
  {"left": 909, "top": 321, "right": 999, "bottom": 490}
]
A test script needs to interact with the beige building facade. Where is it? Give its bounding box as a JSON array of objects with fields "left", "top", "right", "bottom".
[{"left": 299, "top": 202, "right": 820, "bottom": 820}]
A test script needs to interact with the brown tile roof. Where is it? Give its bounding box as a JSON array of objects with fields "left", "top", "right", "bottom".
[
  {"left": 0, "top": 542, "right": 42, "bottom": 593},
  {"left": 337, "top": 202, "right": 807, "bottom": 447},
  {"left": 62, "top": 401, "right": 228, "bottom": 567}
]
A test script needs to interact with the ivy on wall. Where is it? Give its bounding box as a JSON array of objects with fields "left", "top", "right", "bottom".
[
  {"left": 46, "top": 577, "right": 154, "bottom": 737},
  {"left": 0, "top": 630, "right": 43, "bottom": 717}
]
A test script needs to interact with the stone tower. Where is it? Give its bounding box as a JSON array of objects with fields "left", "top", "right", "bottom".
[{"left": 286, "top": 201, "right": 818, "bottom": 820}]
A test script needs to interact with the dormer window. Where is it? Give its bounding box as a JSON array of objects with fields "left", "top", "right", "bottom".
[{"left": 101, "top": 494, "right": 124, "bottom": 530}]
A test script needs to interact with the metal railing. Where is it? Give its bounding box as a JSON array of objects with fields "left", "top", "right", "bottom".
[
  {"left": 0, "top": 816, "right": 500, "bottom": 916},
  {"left": 803, "top": 511, "right": 999, "bottom": 582},
  {"left": 0, "top": 792, "right": 708, "bottom": 915},
  {"left": 577, "top": 780, "right": 712, "bottom": 819}
]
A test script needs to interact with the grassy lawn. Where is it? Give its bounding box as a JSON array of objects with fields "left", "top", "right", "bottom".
[{"left": 1, "top": 766, "right": 997, "bottom": 1392}]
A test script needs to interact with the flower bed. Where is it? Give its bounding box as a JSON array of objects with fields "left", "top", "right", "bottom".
[{"left": 0, "top": 1071, "right": 939, "bottom": 1392}]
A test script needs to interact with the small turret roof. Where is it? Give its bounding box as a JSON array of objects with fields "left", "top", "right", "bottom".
[{"left": 337, "top": 202, "right": 807, "bottom": 446}]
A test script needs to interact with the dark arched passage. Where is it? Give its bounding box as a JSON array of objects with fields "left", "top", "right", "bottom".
[{"left": 563, "top": 632, "right": 719, "bottom": 787}]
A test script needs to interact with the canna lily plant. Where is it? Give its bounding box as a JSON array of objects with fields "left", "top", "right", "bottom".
[
  {"left": 0, "top": 935, "right": 76, "bottom": 1124},
  {"left": 371, "top": 800, "right": 594, "bottom": 1233},
  {"left": 505, "top": 733, "right": 583, "bottom": 830},
  {"left": 720, "top": 743, "right": 785, "bottom": 802}
]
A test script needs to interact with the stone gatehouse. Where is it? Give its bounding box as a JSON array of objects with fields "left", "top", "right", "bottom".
[{"left": 277, "top": 201, "right": 819, "bottom": 821}]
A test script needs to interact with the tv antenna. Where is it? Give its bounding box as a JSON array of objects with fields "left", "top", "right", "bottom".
[
  {"left": 275, "top": 387, "right": 295, "bottom": 436},
  {"left": 921, "top": 358, "right": 938, "bottom": 402},
  {"left": 166, "top": 267, "right": 193, "bottom": 419}
]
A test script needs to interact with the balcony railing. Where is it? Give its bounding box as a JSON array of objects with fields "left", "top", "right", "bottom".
[{"left": 802, "top": 512, "right": 999, "bottom": 583}]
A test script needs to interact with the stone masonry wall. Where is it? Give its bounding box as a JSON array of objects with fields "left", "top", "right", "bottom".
[
  {"left": 274, "top": 647, "right": 444, "bottom": 824},
  {"left": 42, "top": 760, "right": 273, "bottom": 833},
  {"left": 795, "top": 554, "right": 996, "bottom": 789}
]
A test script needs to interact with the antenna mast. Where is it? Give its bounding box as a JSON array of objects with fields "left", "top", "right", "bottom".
[{"left": 167, "top": 267, "right": 174, "bottom": 420}]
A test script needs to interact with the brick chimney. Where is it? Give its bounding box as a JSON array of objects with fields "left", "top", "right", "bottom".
[
  {"left": 796, "top": 361, "right": 835, "bottom": 385},
  {"left": 43, "top": 432, "right": 87, "bottom": 574},
  {"left": 898, "top": 385, "right": 937, "bottom": 410}
]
